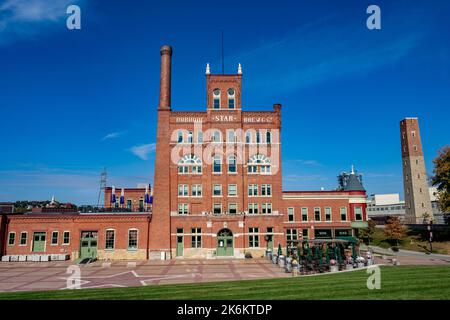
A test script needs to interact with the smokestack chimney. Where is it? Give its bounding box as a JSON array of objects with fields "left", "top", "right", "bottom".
[{"left": 159, "top": 45, "right": 172, "bottom": 110}]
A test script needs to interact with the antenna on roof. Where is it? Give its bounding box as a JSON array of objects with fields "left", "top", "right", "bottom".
[{"left": 221, "top": 30, "right": 224, "bottom": 74}]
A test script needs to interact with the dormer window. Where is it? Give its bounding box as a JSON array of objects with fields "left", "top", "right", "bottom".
[
  {"left": 228, "top": 88, "right": 235, "bottom": 109},
  {"left": 213, "top": 89, "right": 221, "bottom": 109}
]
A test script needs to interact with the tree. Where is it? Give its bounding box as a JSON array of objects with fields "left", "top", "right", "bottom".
[
  {"left": 384, "top": 217, "right": 407, "bottom": 247},
  {"left": 432, "top": 145, "right": 450, "bottom": 214},
  {"left": 359, "top": 219, "right": 376, "bottom": 245}
]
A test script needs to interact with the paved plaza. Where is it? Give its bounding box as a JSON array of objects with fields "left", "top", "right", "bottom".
[{"left": 0, "top": 254, "right": 448, "bottom": 293}]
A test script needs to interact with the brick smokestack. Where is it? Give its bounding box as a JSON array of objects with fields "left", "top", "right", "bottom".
[{"left": 159, "top": 45, "right": 172, "bottom": 110}]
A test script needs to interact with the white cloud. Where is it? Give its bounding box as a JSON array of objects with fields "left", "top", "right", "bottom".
[
  {"left": 102, "top": 131, "right": 124, "bottom": 141},
  {"left": 0, "top": 0, "right": 83, "bottom": 44},
  {"left": 287, "top": 159, "right": 322, "bottom": 166},
  {"left": 130, "top": 143, "right": 156, "bottom": 160}
]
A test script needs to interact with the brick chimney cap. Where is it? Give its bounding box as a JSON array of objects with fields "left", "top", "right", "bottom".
[{"left": 160, "top": 45, "right": 172, "bottom": 55}]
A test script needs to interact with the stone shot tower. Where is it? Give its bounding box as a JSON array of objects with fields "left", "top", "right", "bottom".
[{"left": 400, "top": 117, "right": 434, "bottom": 224}]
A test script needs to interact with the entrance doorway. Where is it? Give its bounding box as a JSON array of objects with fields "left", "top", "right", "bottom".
[
  {"left": 176, "top": 235, "right": 184, "bottom": 256},
  {"left": 32, "top": 232, "right": 46, "bottom": 252},
  {"left": 80, "top": 231, "right": 98, "bottom": 259},
  {"left": 217, "top": 229, "right": 234, "bottom": 256}
]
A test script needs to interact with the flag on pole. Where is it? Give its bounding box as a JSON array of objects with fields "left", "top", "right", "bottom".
[
  {"left": 149, "top": 186, "right": 153, "bottom": 204},
  {"left": 145, "top": 184, "right": 150, "bottom": 204},
  {"left": 120, "top": 188, "right": 125, "bottom": 205},
  {"left": 110, "top": 185, "right": 116, "bottom": 204}
]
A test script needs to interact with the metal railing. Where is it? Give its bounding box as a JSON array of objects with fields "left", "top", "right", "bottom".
[{"left": 77, "top": 205, "right": 151, "bottom": 214}]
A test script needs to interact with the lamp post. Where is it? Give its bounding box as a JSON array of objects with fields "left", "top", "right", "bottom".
[{"left": 427, "top": 220, "right": 433, "bottom": 253}]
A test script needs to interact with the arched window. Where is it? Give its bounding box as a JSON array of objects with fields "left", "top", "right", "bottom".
[
  {"left": 228, "top": 155, "right": 236, "bottom": 173},
  {"left": 213, "top": 154, "right": 222, "bottom": 173},
  {"left": 266, "top": 131, "right": 271, "bottom": 144},
  {"left": 178, "top": 154, "right": 202, "bottom": 174},
  {"left": 187, "top": 131, "right": 193, "bottom": 143},
  {"left": 213, "top": 89, "right": 221, "bottom": 109},
  {"left": 256, "top": 131, "right": 261, "bottom": 144},
  {"left": 247, "top": 154, "right": 271, "bottom": 174},
  {"left": 212, "top": 130, "right": 221, "bottom": 143},
  {"left": 227, "top": 130, "right": 236, "bottom": 143},
  {"left": 245, "top": 131, "right": 251, "bottom": 144},
  {"left": 228, "top": 88, "right": 235, "bottom": 109}
]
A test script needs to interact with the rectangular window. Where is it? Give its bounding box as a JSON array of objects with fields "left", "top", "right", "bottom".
[
  {"left": 178, "top": 203, "right": 188, "bottom": 215},
  {"left": 248, "top": 227, "right": 259, "bottom": 248},
  {"left": 286, "top": 229, "right": 298, "bottom": 241},
  {"left": 228, "top": 156, "right": 237, "bottom": 173},
  {"left": 20, "top": 232, "right": 27, "bottom": 246},
  {"left": 178, "top": 184, "right": 188, "bottom": 197},
  {"left": 301, "top": 207, "right": 308, "bottom": 221},
  {"left": 8, "top": 232, "right": 15, "bottom": 246},
  {"left": 178, "top": 166, "right": 188, "bottom": 174},
  {"left": 177, "top": 131, "right": 183, "bottom": 143},
  {"left": 63, "top": 231, "right": 70, "bottom": 245},
  {"left": 105, "top": 230, "right": 115, "bottom": 250},
  {"left": 325, "top": 207, "right": 332, "bottom": 222},
  {"left": 213, "top": 203, "right": 222, "bottom": 215},
  {"left": 261, "top": 165, "right": 271, "bottom": 174},
  {"left": 228, "top": 98, "right": 235, "bottom": 109},
  {"left": 229, "top": 203, "right": 237, "bottom": 215},
  {"left": 213, "top": 184, "right": 222, "bottom": 196},
  {"left": 192, "top": 184, "right": 202, "bottom": 197},
  {"left": 340, "top": 207, "right": 347, "bottom": 221},
  {"left": 314, "top": 207, "right": 321, "bottom": 221},
  {"left": 248, "top": 203, "right": 258, "bottom": 214},
  {"left": 248, "top": 184, "right": 258, "bottom": 196},
  {"left": 213, "top": 98, "right": 220, "bottom": 109},
  {"left": 262, "top": 203, "right": 272, "bottom": 214},
  {"left": 128, "top": 229, "right": 138, "bottom": 250},
  {"left": 288, "top": 207, "right": 294, "bottom": 222},
  {"left": 51, "top": 231, "right": 59, "bottom": 245},
  {"left": 191, "top": 228, "right": 202, "bottom": 248},
  {"left": 355, "top": 206, "right": 363, "bottom": 221},
  {"left": 192, "top": 165, "right": 202, "bottom": 174},
  {"left": 261, "top": 184, "right": 272, "bottom": 196},
  {"left": 228, "top": 184, "right": 237, "bottom": 196},
  {"left": 302, "top": 229, "right": 309, "bottom": 239},
  {"left": 213, "top": 156, "right": 221, "bottom": 173},
  {"left": 248, "top": 165, "right": 257, "bottom": 173}
]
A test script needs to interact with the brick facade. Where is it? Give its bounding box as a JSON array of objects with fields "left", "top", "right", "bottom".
[
  {"left": 104, "top": 187, "right": 150, "bottom": 211},
  {"left": 0, "top": 45, "right": 367, "bottom": 261}
]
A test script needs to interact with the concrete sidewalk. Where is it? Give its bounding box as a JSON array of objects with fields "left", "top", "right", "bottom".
[{"left": 364, "top": 245, "right": 450, "bottom": 262}]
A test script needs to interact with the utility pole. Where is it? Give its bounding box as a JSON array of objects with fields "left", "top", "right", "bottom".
[{"left": 96, "top": 168, "right": 107, "bottom": 207}]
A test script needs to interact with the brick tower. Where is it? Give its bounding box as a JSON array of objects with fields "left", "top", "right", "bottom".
[
  {"left": 400, "top": 117, "right": 434, "bottom": 224},
  {"left": 148, "top": 45, "right": 173, "bottom": 259}
]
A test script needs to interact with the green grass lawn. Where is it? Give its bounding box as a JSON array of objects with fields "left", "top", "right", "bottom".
[{"left": 0, "top": 266, "right": 449, "bottom": 300}]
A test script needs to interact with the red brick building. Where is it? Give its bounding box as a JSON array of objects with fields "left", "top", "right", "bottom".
[{"left": 0, "top": 45, "right": 367, "bottom": 262}]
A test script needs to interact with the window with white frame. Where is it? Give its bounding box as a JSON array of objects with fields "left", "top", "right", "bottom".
[
  {"left": 213, "top": 184, "right": 222, "bottom": 196},
  {"left": 325, "top": 207, "right": 332, "bottom": 222},
  {"left": 178, "top": 184, "right": 189, "bottom": 197},
  {"left": 340, "top": 207, "right": 347, "bottom": 221},
  {"left": 178, "top": 203, "right": 189, "bottom": 215},
  {"left": 187, "top": 131, "right": 193, "bottom": 143},
  {"left": 248, "top": 227, "right": 259, "bottom": 247},
  {"left": 247, "top": 154, "right": 271, "bottom": 174},
  {"left": 20, "top": 232, "right": 27, "bottom": 246},
  {"left": 63, "top": 231, "right": 70, "bottom": 245},
  {"left": 248, "top": 203, "right": 258, "bottom": 214},
  {"left": 105, "top": 229, "right": 115, "bottom": 250},
  {"left": 248, "top": 165, "right": 257, "bottom": 173},
  {"left": 229, "top": 203, "right": 237, "bottom": 215},
  {"left": 261, "top": 184, "right": 272, "bottom": 196},
  {"left": 314, "top": 207, "right": 321, "bottom": 221},
  {"left": 197, "top": 131, "right": 203, "bottom": 143},
  {"left": 256, "top": 131, "right": 261, "bottom": 144},
  {"left": 213, "top": 154, "right": 222, "bottom": 173},
  {"left": 213, "top": 89, "right": 220, "bottom": 109},
  {"left": 128, "top": 229, "right": 138, "bottom": 250},
  {"left": 288, "top": 207, "right": 294, "bottom": 221},
  {"left": 192, "top": 184, "right": 202, "bottom": 197},
  {"left": 286, "top": 229, "right": 298, "bottom": 241},
  {"left": 228, "top": 155, "right": 237, "bottom": 173},
  {"left": 228, "top": 88, "right": 235, "bottom": 109},
  {"left": 248, "top": 184, "right": 258, "bottom": 196},
  {"left": 178, "top": 154, "right": 202, "bottom": 174},
  {"left": 8, "top": 232, "right": 15, "bottom": 246},
  {"left": 228, "top": 184, "right": 237, "bottom": 197},
  {"left": 212, "top": 130, "right": 221, "bottom": 142},
  {"left": 51, "top": 231, "right": 59, "bottom": 245},
  {"left": 213, "top": 203, "right": 222, "bottom": 215},
  {"left": 266, "top": 131, "right": 272, "bottom": 144},
  {"left": 177, "top": 130, "right": 183, "bottom": 143},
  {"left": 354, "top": 206, "right": 363, "bottom": 221},
  {"left": 191, "top": 228, "right": 202, "bottom": 248},
  {"left": 301, "top": 207, "right": 308, "bottom": 221},
  {"left": 227, "top": 130, "right": 236, "bottom": 143},
  {"left": 245, "top": 131, "right": 251, "bottom": 144},
  {"left": 262, "top": 203, "right": 272, "bottom": 214}
]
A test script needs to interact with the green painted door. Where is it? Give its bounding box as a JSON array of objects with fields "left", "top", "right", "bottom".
[
  {"left": 80, "top": 231, "right": 98, "bottom": 259},
  {"left": 267, "top": 236, "right": 273, "bottom": 251},
  {"left": 32, "top": 232, "right": 46, "bottom": 252},
  {"left": 217, "top": 229, "right": 234, "bottom": 256},
  {"left": 176, "top": 235, "right": 183, "bottom": 256}
]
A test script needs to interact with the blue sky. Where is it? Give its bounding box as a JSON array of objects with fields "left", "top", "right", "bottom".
[{"left": 0, "top": 0, "right": 449, "bottom": 204}]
